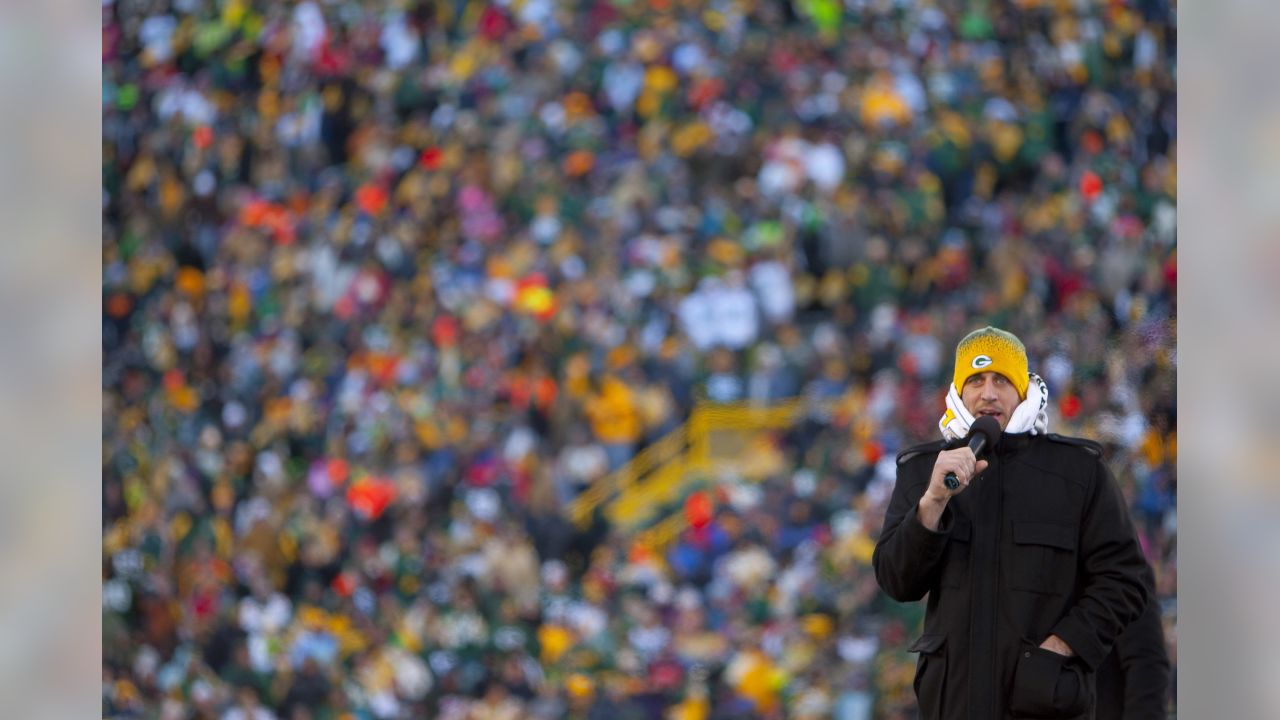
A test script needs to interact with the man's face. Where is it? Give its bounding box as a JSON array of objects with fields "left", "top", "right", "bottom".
[{"left": 960, "top": 371, "right": 1022, "bottom": 430}]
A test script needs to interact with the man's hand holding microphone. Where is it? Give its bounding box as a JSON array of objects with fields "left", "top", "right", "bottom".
[{"left": 917, "top": 416, "right": 1001, "bottom": 531}]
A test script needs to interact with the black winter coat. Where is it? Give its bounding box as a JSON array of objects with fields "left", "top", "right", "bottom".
[
  {"left": 872, "top": 433, "right": 1149, "bottom": 719},
  {"left": 1095, "top": 564, "right": 1171, "bottom": 720}
]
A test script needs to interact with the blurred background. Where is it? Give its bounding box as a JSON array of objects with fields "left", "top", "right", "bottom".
[{"left": 100, "top": 0, "right": 1176, "bottom": 718}]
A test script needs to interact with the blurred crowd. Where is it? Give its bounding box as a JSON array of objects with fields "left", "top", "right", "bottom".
[{"left": 102, "top": 0, "right": 1177, "bottom": 717}]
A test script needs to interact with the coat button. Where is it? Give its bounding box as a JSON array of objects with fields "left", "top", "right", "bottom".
[{"left": 1024, "top": 651, "right": 1031, "bottom": 658}]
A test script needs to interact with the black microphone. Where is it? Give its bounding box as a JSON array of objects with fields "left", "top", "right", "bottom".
[{"left": 943, "top": 415, "right": 1002, "bottom": 490}]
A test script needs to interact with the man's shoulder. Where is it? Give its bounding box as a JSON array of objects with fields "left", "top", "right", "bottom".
[
  {"left": 1041, "top": 433, "right": 1105, "bottom": 459},
  {"left": 894, "top": 434, "right": 1104, "bottom": 466},
  {"left": 896, "top": 439, "right": 951, "bottom": 466}
]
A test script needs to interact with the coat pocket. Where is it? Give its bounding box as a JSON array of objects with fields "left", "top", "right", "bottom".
[
  {"left": 941, "top": 518, "right": 971, "bottom": 588},
  {"left": 909, "top": 634, "right": 947, "bottom": 720},
  {"left": 1008, "top": 644, "right": 1093, "bottom": 718},
  {"left": 1010, "top": 522, "right": 1077, "bottom": 594}
]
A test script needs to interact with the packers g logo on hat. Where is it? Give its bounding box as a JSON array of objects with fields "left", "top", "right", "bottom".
[{"left": 953, "top": 327, "right": 1029, "bottom": 399}]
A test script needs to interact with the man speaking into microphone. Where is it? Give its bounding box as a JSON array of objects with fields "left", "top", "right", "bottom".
[{"left": 873, "top": 327, "right": 1149, "bottom": 719}]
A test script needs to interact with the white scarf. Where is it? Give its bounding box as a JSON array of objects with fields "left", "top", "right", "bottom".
[{"left": 939, "top": 372, "right": 1050, "bottom": 441}]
